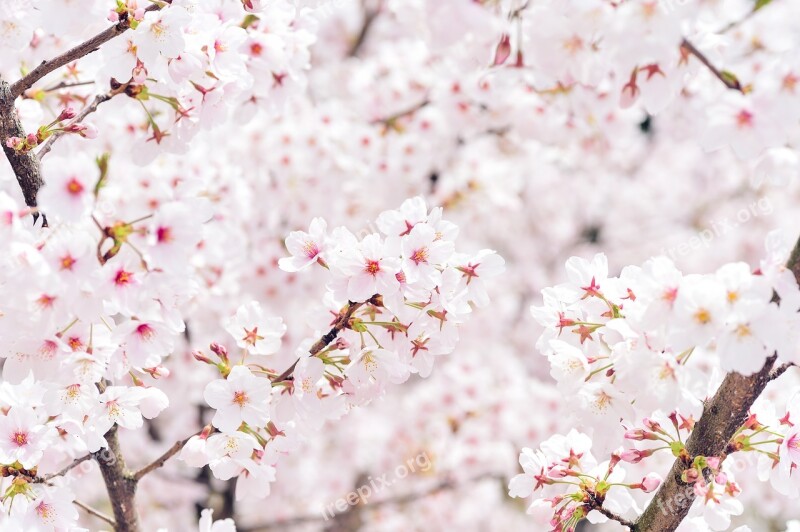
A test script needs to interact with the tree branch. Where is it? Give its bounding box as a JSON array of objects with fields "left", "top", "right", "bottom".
[
  {"left": 633, "top": 233, "right": 800, "bottom": 532},
  {"left": 272, "top": 296, "right": 380, "bottom": 383},
  {"left": 37, "top": 89, "right": 118, "bottom": 159},
  {"left": 596, "top": 506, "right": 635, "bottom": 529},
  {"left": 95, "top": 425, "right": 139, "bottom": 532},
  {"left": 34, "top": 453, "right": 93, "bottom": 483},
  {"left": 132, "top": 433, "right": 198, "bottom": 481},
  {"left": 769, "top": 362, "right": 796, "bottom": 381},
  {"left": 680, "top": 38, "right": 744, "bottom": 93},
  {"left": 8, "top": 3, "right": 164, "bottom": 99},
  {"left": 74, "top": 499, "right": 117, "bottom": 527},
  {"left": 348, "top": 1, "right": 381, "bottom": 58}
]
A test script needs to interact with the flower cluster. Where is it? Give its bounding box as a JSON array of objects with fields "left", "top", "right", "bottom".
[
  {"left": 179, "top": 197, "right": 503, "bottom": 499},
  {"left": 511, "top": 242, "right": 800, "bottom": 529}
]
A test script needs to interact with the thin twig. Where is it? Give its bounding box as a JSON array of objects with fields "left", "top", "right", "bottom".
[
  {"left": 272, "top": 296, "right": 380, "bottom": 383},
  {"left": 680, "top": 38, "right": 744, "bottom": 93},
  {"left": 372, "top": 100, "right": 430, "bottom": 126},
  {"left": 132, "top": 433, "right": 198, "bottom": 481},
  {"left": 39, "top": 80, "right": 96, "bottom": 94},
  {"left": 348, "top": 1, "right": 381, "bottom": 57},
  {"left": 74, "top": 499, "right": 116, "bottom": 527},
  {"left": 37, "top": 90, "right": 116, "bottom": 159},
  {"left": 596, "top": 506, "right": 635, "bottom": 529},
  {"left": 769, "top": 362, "right": 796, "bottom": 381},
  {"left": 9, "top": 3, "right": 165, "bottom": 99},
  {"left": 34, "top": 454, "right": 93, "bottom": 483}
]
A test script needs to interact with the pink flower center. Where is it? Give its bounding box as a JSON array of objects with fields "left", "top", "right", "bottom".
[
  {"left": 136, "top": 323, "right": 155, "bottom": 341},
  {"left": 242, "top": 327, "right": 263, "bottom": 346},
  {"left": 233, "top": 390, "right": 249, "bottom": 407},
  {"left": 365, "top": 260, "right": 381, "bottom": 275},
  {"left": 60, "top": 254, "right": 76, "bottom": 270},
  {"left": 36, "top": 501, "right": 55, "bottom": 522},
  {"left": 736, "top": 109, "right": 754, "bottom": 128},
  {"left": 114, "top": 269, "right": 133, "bottom": 286},
  {"left": 410, "top": 247, "right": 428, "bottom": 265},
  {"left": 11, "top": 431, "right": 28, "bottom": 447},
  {"left": 156, "top": 226, "right": 173, "bottom": 243},
  {"left": 65, "top": 177, "right": 84, "bottom": 196},
  {"left": 302, "top": 240, "right": 320, "bottom": 259}
]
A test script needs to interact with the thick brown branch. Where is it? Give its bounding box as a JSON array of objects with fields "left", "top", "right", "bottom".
[
  {"left": 680, "top": 38, "right": 744, "bottom": 93},
  {"left": 9, "top": 3, "right": 164, "bottom": 99},
  {"left": 95, "top": 426, "right": 139, "bottom": 532},
  {"left": 0, "top": 81, "right": 43, "bottom": 209},
  {"left": 633, "top": 233, "right": 800, "bottom": 532}
]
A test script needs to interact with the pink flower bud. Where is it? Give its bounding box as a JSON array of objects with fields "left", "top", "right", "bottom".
[
  {"left": 641, "top": 473, "right": 662, "bottom": 493},
  {"left": 624, "top": 429, "right": 647, "bottom": 440},
  {"left": 715, "top": 472, "right": 728, "bottom": 485},
  {"left": 133, "top": 8, "right": 146, "bottom": 20},
  {"left": 210, "top": 342, "right": 229, "bottom": 361},
  {"left": 178, "top": 435, "right": 209, "bottom": 468},
  {"left": 242, "top": 0, "right": 264, "bottom": 12},
  {"left": 682, "top": 468, "right": 700, "bottom": 484},
  {"left": 620, "top": 449, "right": 644, "bottom": 463},
  {"left": 58, "top": 107, "right": 76, "bottom": 121},
  {"left": 643, "top": 418, "right": 662, "bottom": 432},
  {"left": 81, "top": 123, "right": 98, "bottom": 139},
  {"left": 26, "top": 133, "right": 38, "bottom": 146},
  {"left": 493, "top": 34, "right": 512, "bottom": 66},
  {"left": 334, "top": 337, "right": 350, "bottom": 350},
  {"left": 5, "top": 136, "right": 22, "bottom": 149},
  {"left": 706, "top": 457, "right": 721, "bottom": 470},
  {"left": 107, "top": 10, "right": 120, "bottom": 22},
  {"left": 192, "top": 350, "right": 213, "bottom": 364}
]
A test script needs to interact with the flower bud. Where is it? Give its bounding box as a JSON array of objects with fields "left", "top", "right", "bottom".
[
  {"left": 210, "top": 342, "right": 229, "bottom": 362},
  {"left": 640, "top": 473, "right": 662, "bottom": 493},
  {"left": 493, "top": 34, "right": 512, "bottom": 66},
  {"left": 192, "top": 350, "right": 214, "bottom": 364},
  {"left": 58, "top": 107, "right": 76, "bottom": 121},
  {"left": 5, "top": 136, "right": 22, "bottom": 149}
]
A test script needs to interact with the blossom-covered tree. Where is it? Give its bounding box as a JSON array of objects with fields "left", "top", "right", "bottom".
[{"left": 0, "top": 1, "right": 799, "bottom": 531}]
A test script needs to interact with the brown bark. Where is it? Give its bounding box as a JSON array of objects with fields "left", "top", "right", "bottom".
[
  {"left": 0, "top": 81, "right": 43, "bottom": 209},
  {"left": 633, "top": 234, "right": 800, "bottom": 531},
  {"left": 95, "top": 426, "right": 139, "bottom": 532}
]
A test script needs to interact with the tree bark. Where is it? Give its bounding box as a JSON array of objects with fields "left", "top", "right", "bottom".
[
  {"left": 95, "top": 426, "right": 139, "bottom": 532},
  {"left": 633, "top": 234, "right": 800, "bottom": 531},
  {"left": 0, "top": 81, "right": 43, "bottom": 209}
]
